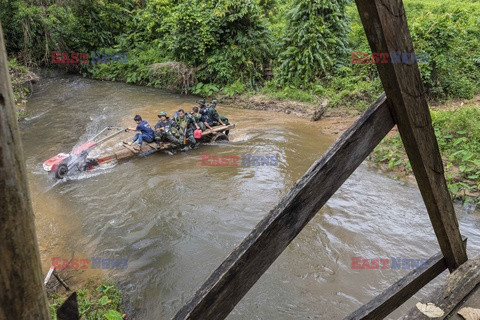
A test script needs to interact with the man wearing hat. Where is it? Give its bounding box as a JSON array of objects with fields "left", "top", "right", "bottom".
[
  {"left": 196, "top": 99, "right": 207, "bottom": 108},
  {"left": 154, "top": 112, "right": 182, "bottom": 146}
]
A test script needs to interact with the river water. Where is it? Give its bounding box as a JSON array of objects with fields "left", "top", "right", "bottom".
[{"left": 20, "top": 75, "right": 480, "bottom": 319}]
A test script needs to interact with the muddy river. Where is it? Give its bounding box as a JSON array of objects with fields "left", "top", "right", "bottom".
[{"left": 20, "top": 75, "right": 480, "bottom": 319}]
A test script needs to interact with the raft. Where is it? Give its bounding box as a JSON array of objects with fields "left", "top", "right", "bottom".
[{"left": 90, "top": 124, "right": 235, "bottom": 163}]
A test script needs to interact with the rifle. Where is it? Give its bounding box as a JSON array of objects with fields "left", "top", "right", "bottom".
[{"left": 183, "top": 122, "right": 188, "bottom": 145}]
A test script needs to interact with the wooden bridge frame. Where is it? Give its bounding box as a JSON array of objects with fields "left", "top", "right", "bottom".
[{"left": 173, "top": 1, "right": 468, "bottom": 319}]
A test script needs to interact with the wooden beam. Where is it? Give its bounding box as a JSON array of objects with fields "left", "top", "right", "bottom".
[
  {"left": 0, "top": 23, "right": 50, "bottom": 319},
  {"left": 344, "top": 238, "right": 473, "bottom": 320},
  {"left": 354, "top": 0, "right": 467, "bottom": 271},
  {"left": 345, "top": 252, "right": 447, "bottom": 320},
  {"left": 174, "top": 93, "right": 395, "bottom": 320},
  {"left": 346, "top": 236, "right": 468, "bottom": 320},
  {"left": 403, "top": 255, "right": 480, "bottom": 319}
]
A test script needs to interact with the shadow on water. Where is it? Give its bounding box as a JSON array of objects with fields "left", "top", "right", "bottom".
[{"left": 21, "top": 75, "right": 480, "bottom": 319}]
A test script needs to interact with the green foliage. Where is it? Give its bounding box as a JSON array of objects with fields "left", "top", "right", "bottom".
[
  {"left": 276, "top": 0, "right": 350, "bottom": 87},
  {"left": 193, "top": 82, "right": 220, "bottom": 97},
  {"left": 49, "top": 281, "right": 123, "bottom": 320},
  {"left": 409, "top": 4, "right": 480, "bottom": 99},
  {"left": 2, "top": 0, "right": 480, "bottom": 104},
  {"left": 222, "top": 80, "right": 248, "bottom": 97},
  {"left": 0, "top": 0, "right": 134, "bottom": 66},
  {"left": 347, "top": 0, "right": 480, "bottom": 101},
  {"left": 260, "top": 82, "right": 318, "bottom": 103},
  {"left": 371, "top": 106, "right": 480, "bottom": 207},
  {"left": 103, "top": 0, "right": 273, "bottom": 88}
]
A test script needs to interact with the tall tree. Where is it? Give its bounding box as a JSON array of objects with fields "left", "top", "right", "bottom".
[{"left": 277, "top": 0, "right": 350, "bottom": 86}]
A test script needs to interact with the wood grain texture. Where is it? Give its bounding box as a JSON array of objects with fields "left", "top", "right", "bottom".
[
  {"left": 402, "top": 255, "right": 480, "bottom": 320},
  {"left": 354, "top": 0, "right": 467, "bottom": 271},
  {"left": 0, "top": 23, "right": 49, "bottom": 319},
  {"left": 173, "top": 93, "right": 395, "bottom": 320}
]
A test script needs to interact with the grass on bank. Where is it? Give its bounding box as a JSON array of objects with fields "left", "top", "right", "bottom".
[
  {"left": 370, "top": 104, "right": 480, "bottom": 207},
  {"left": 49, "top": 280, "right": 123, "bottom": 320}
]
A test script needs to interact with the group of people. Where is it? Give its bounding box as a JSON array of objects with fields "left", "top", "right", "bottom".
[{"left": 126, "top": 99, "right": 229, "bottom": 150}]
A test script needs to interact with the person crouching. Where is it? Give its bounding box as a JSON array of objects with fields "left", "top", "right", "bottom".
[{"left": 126, "top": 115, "right": 155, "bottom": 151}]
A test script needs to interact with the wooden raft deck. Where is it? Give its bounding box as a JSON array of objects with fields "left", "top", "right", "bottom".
[
  {"left": 402, "top": 257, "right": 480, "bottom": 320},
  {"left": 115, "top": 124, "right": 236, "bottom": 159}
]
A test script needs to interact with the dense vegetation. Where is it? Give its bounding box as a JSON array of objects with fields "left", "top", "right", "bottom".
[{"left": 2, "top": 0, "right": 479, "bottom": 108}]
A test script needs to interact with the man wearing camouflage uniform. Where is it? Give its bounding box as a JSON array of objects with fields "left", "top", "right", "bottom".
[
  {"left": 175, "top": 109, "right": 198, "bottom": 146},
  {"left": 207, "top": 100, "right": 229, "bottom": 126},
  {"left": 154, "top": 112, "right": 182, "bottom": 146}
]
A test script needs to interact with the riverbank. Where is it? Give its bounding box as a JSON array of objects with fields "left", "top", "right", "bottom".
[
  {"left": 222, "top": 92, "right": 366, "bottom": 133},
  {"left": 47, "top": 277, "right": 125, "bottom": 320}
]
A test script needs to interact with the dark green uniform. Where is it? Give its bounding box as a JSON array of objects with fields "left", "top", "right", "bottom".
[{"left": 207, "top": 106, "right": 229, "bottom": 126}]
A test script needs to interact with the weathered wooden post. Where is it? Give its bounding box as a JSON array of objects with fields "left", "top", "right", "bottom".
[
  {"left": 0, "top": 22, "right": 50, "bottom": 319},
  {"left": 354, "top": 0, "right": 467, "bottom": 271}
]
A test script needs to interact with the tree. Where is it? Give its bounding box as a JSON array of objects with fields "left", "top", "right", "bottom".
[{"left": 277, "top": 0, "right": 350, "bottom": 86}]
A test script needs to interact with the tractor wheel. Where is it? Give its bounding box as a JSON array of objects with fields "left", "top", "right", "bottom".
[
  {"left": 210, "top": 133, "right": 229, "bottom": 143},
  {"left": 55, "top": 164, "right": 69, "bottom": 179}
]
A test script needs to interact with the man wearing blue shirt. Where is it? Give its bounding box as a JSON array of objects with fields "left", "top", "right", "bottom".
[{"left": 126, "top": 115, "right": 155, "bottom": 150}]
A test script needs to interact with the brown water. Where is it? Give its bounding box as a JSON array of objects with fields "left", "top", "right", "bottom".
[{"left": 21, "top": 75, "right": 480, "bottom": 319}]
